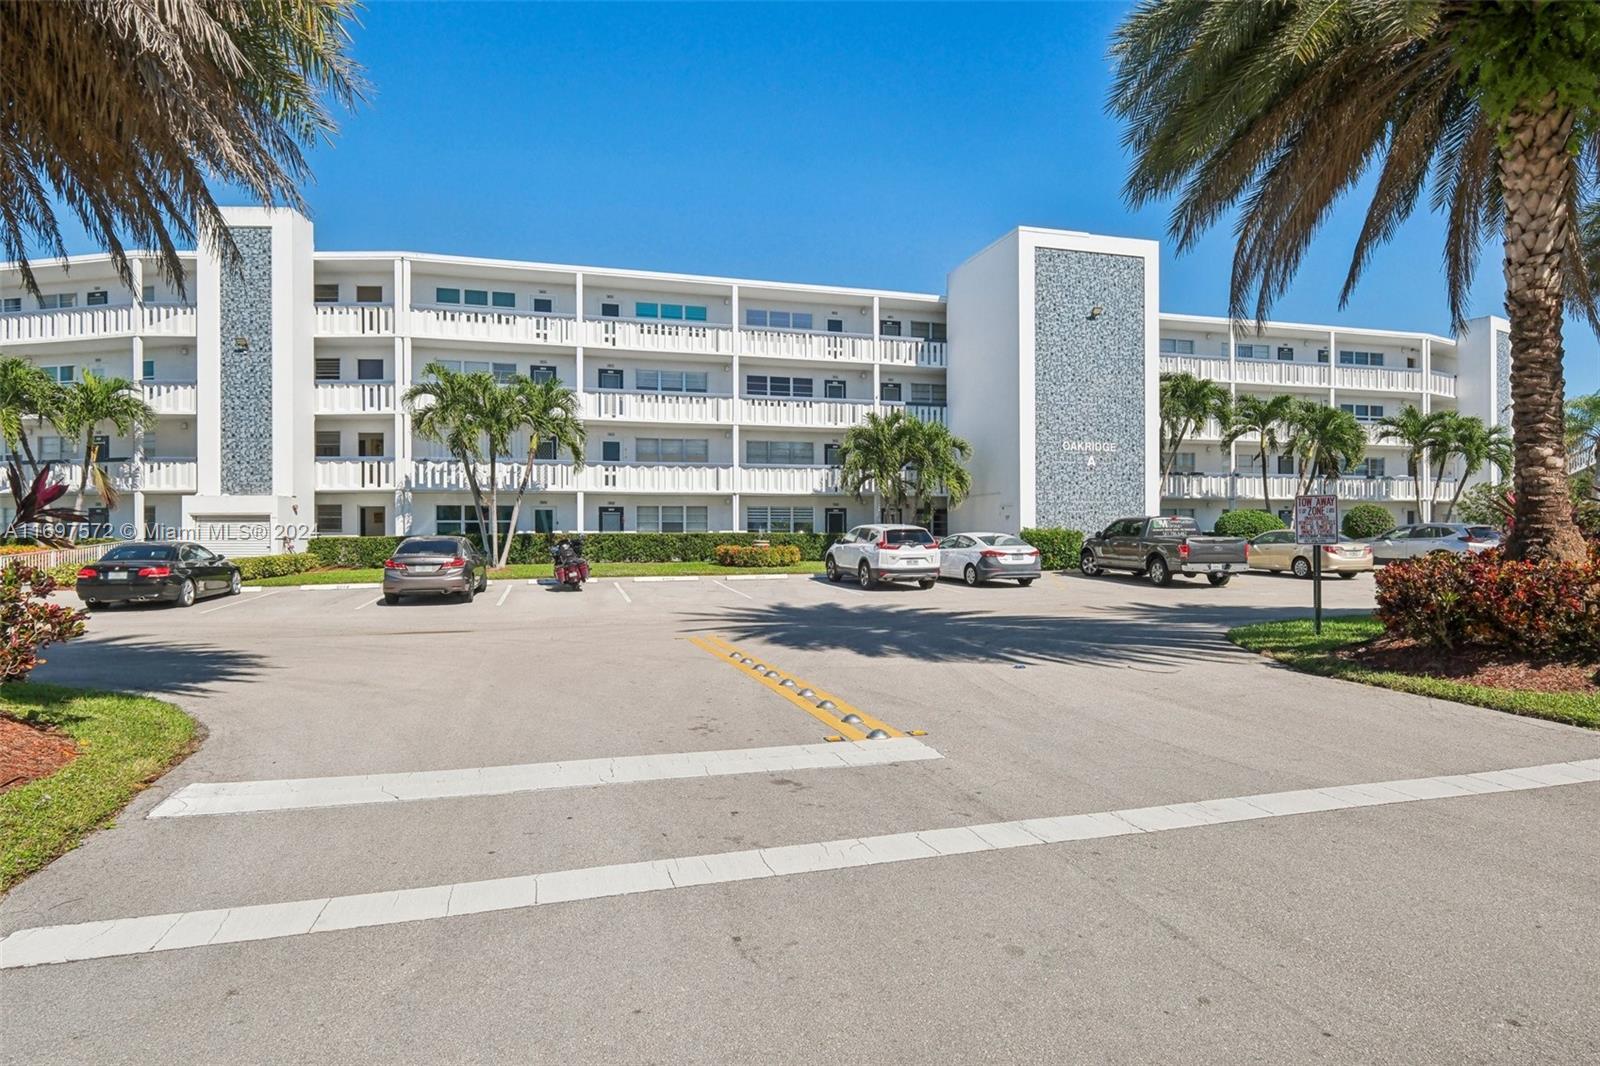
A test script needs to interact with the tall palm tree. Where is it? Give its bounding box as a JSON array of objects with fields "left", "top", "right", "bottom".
[
  {"left": 1442, "top": 418, "right": 1513, "bottom": 520},
  {"left": 0, "top": 357, "right": 63, "bottom": 478},
  {"left": 904, "top": 418, "right": 974, "bottom": 528},
  {"left": 404, "top": 363, "right": 497, "bottom": 554},
  {"left": 1109, "top": 1, "right": 1599, "bottom": 562},
  {"left": 53, "top": 371, "right": 156, "bottom": 516},
  {"left": 839, "top": 410, "right": 920, "bottom": 519},
  {"left": 1159, "top": 371, "right": 1231, "bottom": 487},
  {"left": 1, "top": 1, "right": 365, "bottom": 297},
  {"left": 1287, "top": 402, "right": 1367, "bottom": 498},
  {"left": 1377, "top": 405, "right": 1449, "bottom": 511},
  {"left": 1568, "top": 391, "right": 1600, "bottom": 470},
  {"left": 1221, "top": 393, "right": 1295, "bottom": 516},
  {"left": 497, "top": 377, "right": 586, "bottom": 567}
]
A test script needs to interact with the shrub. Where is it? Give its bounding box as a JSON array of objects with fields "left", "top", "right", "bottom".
[
  {"left": 714, "top": 543, "right": 803, "bottom": 567},
  {"left": 310, "top": 532, "right": 842, "bottom": 567},
  {"left": 1020, "top": 527, "right": 1084, "bottom": 571},
  {"left": 0, "top": 566, "right": 87, "bottom": 683},
  {"left": 1341, "top": 503, "right": 1395, "bottom": 540},
  {"left": 306, "top": 536, "right": 403, "bottom": 569},
  {"left": 1213, "top": 510, "right": 1285, "bottom": 538},
  {"left": 1375, "top": 545, "right": 1600, "bottom": 658},
  {"left": 234, "top": 553, "right": 319, "bottom": 581}
]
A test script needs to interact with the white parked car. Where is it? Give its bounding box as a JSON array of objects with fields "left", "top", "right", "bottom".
[
  {"left": 825, "top": 524, "right": 941, "bottom": 589},
  {"left": 938, "top": 532, "right": 1041, "bottom": 586}
]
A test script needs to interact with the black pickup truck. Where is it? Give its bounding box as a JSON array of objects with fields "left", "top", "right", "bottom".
[{"left": 1078, "top": 516, "right": 1251, "bottom": 587}]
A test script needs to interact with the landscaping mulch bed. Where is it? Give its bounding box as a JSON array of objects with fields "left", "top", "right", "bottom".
[
  {"left": 1343, "top": 637, "right": 1600, "bottom": 695},
  {"left": 0, "top": 714, "right": 79, "bottom": 791}
]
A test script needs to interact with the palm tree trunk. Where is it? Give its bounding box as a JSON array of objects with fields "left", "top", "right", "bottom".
[
  {"left": 498, "top": 443, "right": 539, "bottom": 568},
  {"left": 1500, "top": 98, "right": 1588, "bottom": 562},
  {"left": 487, "top": 455, "right": 500, "bottom": 565},
  {"left": 1444, "top": 475, "right": 1470, "bottom": 523},
  {"left": 74, "top": 431, "right": 93, "bottom": 517},
  {"left": 1257, "top": 442, "right": 1271, "bottom": 515},
  {"left": 459, "top": 454, "right": 490, "bottom": 552}
]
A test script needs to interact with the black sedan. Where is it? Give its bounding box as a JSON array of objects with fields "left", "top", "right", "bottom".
[{"left": 76, "top": 542, "right": 242, "bottom": 608}]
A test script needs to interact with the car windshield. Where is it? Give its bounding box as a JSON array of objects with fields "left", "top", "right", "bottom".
[
  {"left": 978, "top": 534, "right": 1025, "bottom": 546},
  {"left": 882, "top": 528, "right": 935, "bottom": 546},
  {"left": 1149, "top": 517, "right": 1199, "bottom": 534},
  {"left": 396, "top": 539, "right": 461, "bottom": 556},
  {"left": 100, "top": 544, "right": 177, "bottom": 561},
  {"left": 1468, "top": 526, "right": 1499, "bottom": 538}
]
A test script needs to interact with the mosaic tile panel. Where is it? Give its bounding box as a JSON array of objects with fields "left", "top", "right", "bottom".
[{"left": 219, "top": 226, "right": 274, "bottom": 494}]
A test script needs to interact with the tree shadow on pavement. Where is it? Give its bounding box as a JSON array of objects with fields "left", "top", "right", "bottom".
[{"left": 29, "top": 635, "right": 269, "bottom": 697}]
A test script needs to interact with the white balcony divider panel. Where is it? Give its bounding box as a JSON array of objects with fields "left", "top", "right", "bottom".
[
  {"left": 314, "top": 382, "right": 396, "bottom": 414},
  {"left": 1335, "top": 366, "right": 1422, "bottom": 392},
  {"left": 583, "top": 319, "right": 736, "bottom": 356},
  {"left": 878, "top": 338, "right": 948, "bottom": 367},
  {"left": 315, "top": 458, "right": 396, "bottom": 491},
  {"left": 141, "top": 304, "right": 197, "bottom": 336},
  {"left": 142, "top": 458, "right": 199, "bottom": 492},
  {"left": 410, "top": 307, "right": 575, "bottom": 345},
  {"left": 141, "top": 382, "right": 198, "bottom": 416},
  {"left": 580, "top": 391, "right": 734, "bottom": 423},
  {"left": 410, "top": 459, "right": 573, "bottom": 492},
  {"left": 738, "top": 466, "right": 845, "bottom": 494},
  {"left": 1428, "top": 370, "right": 1458, "bottom": 397},
  {"left": 740, "top": 329, "right": 875, "bottom": 362},
  {"left": 906, "top": 404, "right": 949, "bottom": 426},
  {"left": 738, "top": 398, "right": 871, "bottom": 429},
  {"left": 0, "top": 304, "right": 197, "bottom": 344},
  {"left": 577, "top": 463, "right": 734, "bottom": 493},
  {"left": 313, "top": 304, "right": 395, "bottom": 337}
]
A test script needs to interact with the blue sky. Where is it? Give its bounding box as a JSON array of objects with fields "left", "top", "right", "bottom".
[{"left": 47, "top": 1, "right": 1600, "bottom": 395}]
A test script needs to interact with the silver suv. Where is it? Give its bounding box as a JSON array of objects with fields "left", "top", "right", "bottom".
[
  {"left": 825, "top": 524, "right": 941, "bottom": 589},
  {"left": 1368, "top": 523, "right": 1497, "bottom": 563}
]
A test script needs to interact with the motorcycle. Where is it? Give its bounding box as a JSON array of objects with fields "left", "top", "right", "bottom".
[{"left": 550, "top": 537, "right": 589, "bottom": 590}]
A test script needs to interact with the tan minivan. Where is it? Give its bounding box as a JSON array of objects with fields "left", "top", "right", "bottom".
[{"left": 1247, "top": 530, "right": 1373, "bottom": 579}]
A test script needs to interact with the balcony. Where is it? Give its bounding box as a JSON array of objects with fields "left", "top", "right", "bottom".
[
  {"left": 0, "top": 304, "right": 196, "bottom": 345},
  {"left": 315, "top": 457, "right": 395, "bottom": 491},
  {"left": 1429, "top": 370, "right": 1457, "bottom": 398},
  {"left": 739, "top": 465, "right": 845, "bottom": 495},
  {"left": 905, "top": 404, "right": 948, "bottom": 426},
  {"left": 411, "top": 306, "right": 576, "bottom": 346},
  {"left": 738, "top": 397, "right": 871, "bottom": 430},
  {"left": 409, "top": 458, "right": 573, "bottom": 493},
  {"left": 315, "top": 304, "right": 394, "bottom": 337},
  {"left": 879, "top": 337, "right": 948, "bottom": 368},
  {"left": 583, "top": 318, "right": 736, "bottom": 356},
  {"left": 1162, "top": 473, "right": 1450, "bottom": 503},
  {"left": 45, "top": 457, "right": 197, "bottom": 494},
  {"left": 1334, "top": 365, "right": 1424, "bottom": 393},
  {"left": 578, "top": 463, "right": 734, "bottom": 494},
  {"left": 581, "top": 391, "right": 734, "bottom": 424},
  {"left": 315, "top": 381, "right": 396, "bottom": 415},
  {"left": 142, "top": 381, "right": 197, "bottom": 416},
  {"left": 741, "top": 328, "right": 875, "bottom": 363}
]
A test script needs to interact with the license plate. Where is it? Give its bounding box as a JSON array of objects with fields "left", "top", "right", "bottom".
[
  {"left": 1006, "top": 555, "right": 1029, "bottom": 564},
  {"left": 107, "top": 571, "right": 129, "bottom": 581},
  {"left": 409, "top": 564, "right": 439, "bottom": 574},
  {"left": 1208, "top": 563, "right": 1227, "bottom": 571}
]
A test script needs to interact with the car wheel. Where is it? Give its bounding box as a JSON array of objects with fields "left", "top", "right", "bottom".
[
  {"left": 1146, "top": 556, "right": 1172, "bottom": 587},
  {"left": 85, "top": 600, "right": 105, "bottom": 610},
  {"left": 461, "top": 581, "right": 475, "bottom": 604},
  {"left": 826, "top": 555, "right": 841, "bottom": 583},
  {"left": 175, "top": 579, "right": 196, "bottom": 608},
  {"left": 1079, "top": 549, "right": 1100, "bottom": 577},
  {"left": 228, "top": 571, "right": 242, "bottom": 596},
  {"left": 383, "top": 593, "right": 400, "bottom": 605},
  {"left": 1338, "top": 571, "right": 1358, "bottom": 580},
  {"left": 1207, "top": 572, "right": 1231, "bottom": 587},
  {"left": 857, "top": 562, "right": 875, "bottom": 589},
  {"left": 1017, "top": 578, "right": 1035, "bottom": 587},
  {"left": 477, "top": 572, "right": 488, "bottom": 593},
  {"left": 918, "top": 578, "right": 935, "bottom": 590},
  {"left": 1291, "top": 557, "right": 1313, "bottom": 579},
  {"left": 963, "top": 564, "right": 981, "bottom": 587}
]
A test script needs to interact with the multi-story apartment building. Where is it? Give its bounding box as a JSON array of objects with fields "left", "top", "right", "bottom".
[{"left": 0, "top": 208, "right": 1510, "bottom": 554}]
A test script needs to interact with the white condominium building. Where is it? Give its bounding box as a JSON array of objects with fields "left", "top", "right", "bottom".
[{"left": 0, "top": 207, "right": 1510, "bottom": 554}]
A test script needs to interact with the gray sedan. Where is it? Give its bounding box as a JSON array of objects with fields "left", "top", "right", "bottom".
[
  {"left": 1367, "top": 523, "right": 1497, "bottom": 563},
  {"left": 938, "top": 532, "right": 1041, "bottom": 586},
  {"left": 382, "top": 536, "right": 489, "bottom": 603}
]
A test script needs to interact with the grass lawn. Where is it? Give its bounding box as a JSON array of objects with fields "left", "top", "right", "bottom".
[
  {"left": 0, "top": 683, "right": 197, "bottom": 892},
  {"left": 1228, "top": 615, "right": 1600, "bottom": 730},
  {"left": 248, "top": 560, "right": 827, "bottom": 586}
]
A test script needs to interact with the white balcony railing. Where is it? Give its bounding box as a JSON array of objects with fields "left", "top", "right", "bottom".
[
  {"left": 1334, "top": 366, "right": 1423, "bottom": 393},
  {"left": 1429, "top": 370, "right": 1458, "bottom": 398},
  {"left": 315, "top": 457, "right": 396, "bottom": 491},
  {"left": 577, "top": 463, "right": 735, "bottom": 494},
  {"left": 905, "top": 404, "right": 948, "bottom": 426},
  {"left": 141, "top": 458, "right": 199, "bottom": 492},
  {"left": 141, "top": 304, "right": 197, "bottom": 336},
  {"left": 315, "top": 381, "right": 396, "bottom": 415},
  {"left": 738, "top": 397, "right": 871, "bottom": 429},
  {"left": 581, "top": 391, "right": 734, "bottom": 424},
  {"left": 315, "top": 304, "right": 394, "bottom": 337},
  {"left": 741, "top": 329, "right": 876, "bottom": 363},
  {"left": 583, "top": 318, "right": 736, "bottom": 356},
  {"left": 411, "top": 307, "right": 575, "bottom": 345},
  {"left": 879, "top": 337, "right": 948, "bottom": 368},
  {"left": 1163, "top": 473, "right": 1451, "bottom": 503},
  {"left": 738, "top": 465, "right": 845, "bottom": 495},
  {"left": 141, "top": 381, "right": 197, "bottom": 416},
  {"left": 0, "top": 303, "right": 197, "bottom": 345},
  {"left": 409, "top": 458, "right": 573, "bottom": 493}
]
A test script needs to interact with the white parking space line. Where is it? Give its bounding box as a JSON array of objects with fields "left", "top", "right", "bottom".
[
  {"left": 495, "top": 584, "right": 512, "bottom": 607},
  {"left": 726, "top": 574, "right": 791, "bottom": 582},
  {"left": 614, "top": 583, "right": 632, "bottom": 604},
  {"left": 9, "top": 758, "right": 1596, "bottom": 969},
  {"left": 200, "top": 590, "right": 282, "bottom": 614},
  {"left": 353, "top": 595, "right": 378, "bottom": 611},
  {"left": 146, "top": 738, "right": 943, "bottom": 818},
  {"left": 711, "top": 579, "right": 752, "bottom": 601}
]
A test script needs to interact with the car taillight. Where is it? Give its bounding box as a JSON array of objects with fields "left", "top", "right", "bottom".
[
  {"left": 383, "top": 558, "right": 406, "bottom": 570},
  {"left": 980, "top": 549, "right": 1004, "bottom": 558},
  {"left": 443, "top": 556, "right": 467, "bottom": 568},
  {"left": 1029, "top": 548, "right": 1040, "bottom": 557},
  {"left": 77, "top": 566, "right": 98, "bottom": 579},
  {"left": 1243, "top": 542, "right": 1251, "bottom": 559},
  {"left": 1322, "top": 545, "right": 1339, "bottom": 554},
  {"left": 137, "top": 565, "right": 171, "bottom": 577},
  {"left": 876, "top": 539, "right": 898, "bottom": 550},
  {"left": 929, "top": 539, "right": 940, "bottom": 549},
  {"left": 1178, "top": 542, "right": 1190, "bottom": 558}
]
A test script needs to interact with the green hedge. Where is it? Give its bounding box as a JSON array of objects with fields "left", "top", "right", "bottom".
[
  {"left": 235, "top": 553, "right": 320, "bottom": 581},
  {"left": 1020, "top": 527, "right": 1084, "bottom": 571},
  {"left": 1213, "top": 509, "right": 1286, "bottom": 538},
  {"left": 714, "top": 543, "right": 803, "bottom": 567},
  {"left": 307, "top": 531, "right": 841, "bottom": 566},
  {"left": 1341, "top": 503, "right": 1394, "bottom": 540}
]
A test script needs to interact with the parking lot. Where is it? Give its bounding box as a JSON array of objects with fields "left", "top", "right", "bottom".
[{"left": 4, "top": 570, "right": 1599, "bottom": 1064}]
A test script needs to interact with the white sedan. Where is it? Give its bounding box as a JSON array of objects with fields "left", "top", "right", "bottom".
[{"left": 938, "top": 532, "right": 1042, "bottom": 586}]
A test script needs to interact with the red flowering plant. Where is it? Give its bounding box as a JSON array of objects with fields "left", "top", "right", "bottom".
[
  {"left": 0, "top": 564, "right": 87, "bottom": 683},
  {"left": 4, "top": 459, "right": 89, "bottom": 546}
]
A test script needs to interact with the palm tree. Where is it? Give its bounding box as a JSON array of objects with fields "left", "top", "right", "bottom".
[
  {"left": 1, "top": 1, "right": 365, "bottom": 297},
  {"left": 404, "top": 363, "right": 497, "bottom": 555},
  {"left": 1376, "top": 405, "right": 1449, "bottom": 512},
  {"left": 904, "top": 418, "right": 974, "bottom": 528},
  {"left": 497, "top": 377, "right": 586, "bottom": 567},
  {"left": 52, "top": 372, "right": 157, "bottom": 518},
  {"left": 1287, "top": 403, "right": 1367, "bottom": 498},
  {"left": 0, "top": 357, "right": 63, "bottom": 479},
  {"left": 1159, "top": 371, "right": 1231, "bottom": 488},
  {"left": 839, "top": 410, "right": 920, "bottom": 519},
  {"left": 1442, "top": 418, "right": 1512, "bottom": 520},
  {"left": 1109, "top": 1, "right": 1598, "bottom": 562},
  {"left": 1221, "top": 393, "right": 1295, "bottom": 516},
  {"left": 1568, "top": 392, "right": 1600, "bottom": 469}
]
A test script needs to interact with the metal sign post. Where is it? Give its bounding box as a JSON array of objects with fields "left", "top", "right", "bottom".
[{"left": 1294, "top": 493, "right": 1339, "bottom": 634}]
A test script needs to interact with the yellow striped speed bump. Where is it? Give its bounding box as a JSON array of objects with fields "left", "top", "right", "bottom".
[{"left": 688, "top": 633, "right": 908, "bottom": 741}]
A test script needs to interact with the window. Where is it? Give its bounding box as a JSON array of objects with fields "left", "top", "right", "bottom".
[
  {"left": 909, "top": 382, "right": 946, "bottom": 406},
  {"left": 879, "top": 319, "right": 901, "bottom": 336},
  {"left": 597, "top": 368, "right": 624, "bottom": 390},
  {"left": 314, "top": 283, "right": 340, "bottom": 303},
  {"left": 823, "top": 443, "right": 841, "bottom": 466},
  {"left": 745, "top": 308, "right": 805, "bottom": 329},
  {"left": 637, "top": 505, "right": 709, "bottom": 533},
  {"left": 314, "top": 357, "right": 341, "bottom": 381},
  {"left": 636, "top": 302, "right": 658, "bottom": 318},
  {"left": 1317, "top": 348, "right": 1330, "bottom": 364},
  {"left": 534, "top": 439, "right": 558, "bottom": 461},
  {"left": 1277, "top": 346, "right": 1295, "bottom": 361},
  {"left": 660, "top": 304, "right": 683, "bottom": 320},
  {"left": 357, "top": 358, "right": 385, "bottom": 381},
  {"left": 792, "top": 312, "right": 813, "bottom": 330},
  {"left": 141, "top": 285, "right": 156, "bottom": 303},
  {"left": 41, "top": 365, "right": 74, "bottom": 383},
  {"left": 745, "top": 374, "right": 812, "bottom": 398},
  {"left": 638, "top": 369, "right": 708, "bottom": 393},
  {"left": 598, "top": 507, "right": 624, "bottom": 532},
  {"left": 530, "top": 365, "right": 557, "bottom": 384},
  {"left": 532, "top": 508, "right": 555, "bottom": 535},
  {"left": 436, "top": 287, "right": 461, "bottom": 304},
  {"left": 1, "top": 298, "right": 20, "bottom": 313},
  {"left": 601, "top": 440, "right": 621, "bottom": 462},
  {"left": 1339, "top": 403, "right": 1385, "bottom": 422},
  {"left": 824, "top": 379, "right": 847, "bottom": 399},
  {"left": 1346, "top": 457, "right": 1386, "bottom": 478},
  {"left": 1173, "top": 452, "right": 1196, "bottom": 473},
  {"left": 1236, "top": 343, "right": 1270, "bottom": 359},
  {"left": 746, "top": 440, "right": 815, "bottom": 465},
  {"left": 491, "top": 291, "right": 516, "bottom": 309},
  {"left": 600, "top": 302, "right": 620, "bottom": 317},
  {"left": 826, "top": 318, "right": 844, "bottom": 333},
  {"left": 685, "top": 305, "right": 707, "bottom": 321},
  {"left": 39, "top": 293, "right": 75, "bottom": 309},
  {"left": 1172, "top": 508, "right": 1196, "bottom": 519},
  {"left": 315, "top": 431, "right": 341, "bottom": 457},
  {"left": 435, "top": 504, "right": 514, "bottom": 538},
  {"left": 492, "top": 362, "right": 518, "bottom": 383},
  {"left": 1159, "top": 338, "right": 1195, "bottom": 355},
  {"left": 86, "top": 290, "right": 108, "bottom": 306},
  {"left": 1339, "top": 350, "right": 1386, "bottom": 367},
  {"left": 636, "top": 438, "right": 708, "bottom": 463},
  {"left": 879, "top": 382, "right": 902, "bottom": 403},
  {"left": 746, "top": 506, "right": 814, "bottom": 533},
  {"left": 315, "top": 504, "right": 344, "bottom": 534},
  {"left": 356, "top": 285, "right": 383, "bottom": 303},
  {"left": 909, "top": 321, "right": 946, "bottom": 342},
  {"left": 1276, "top": 455, "right": 1296, "bottom": 475},
  {"left": 464, "top": 290, "right": 489, "bottom": 306},
  {"left": 533, "top": 297, "right": 554, "bottom": 314},
  {"left": 142, "top": 358, "right": 156, "bottom": 380}
]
